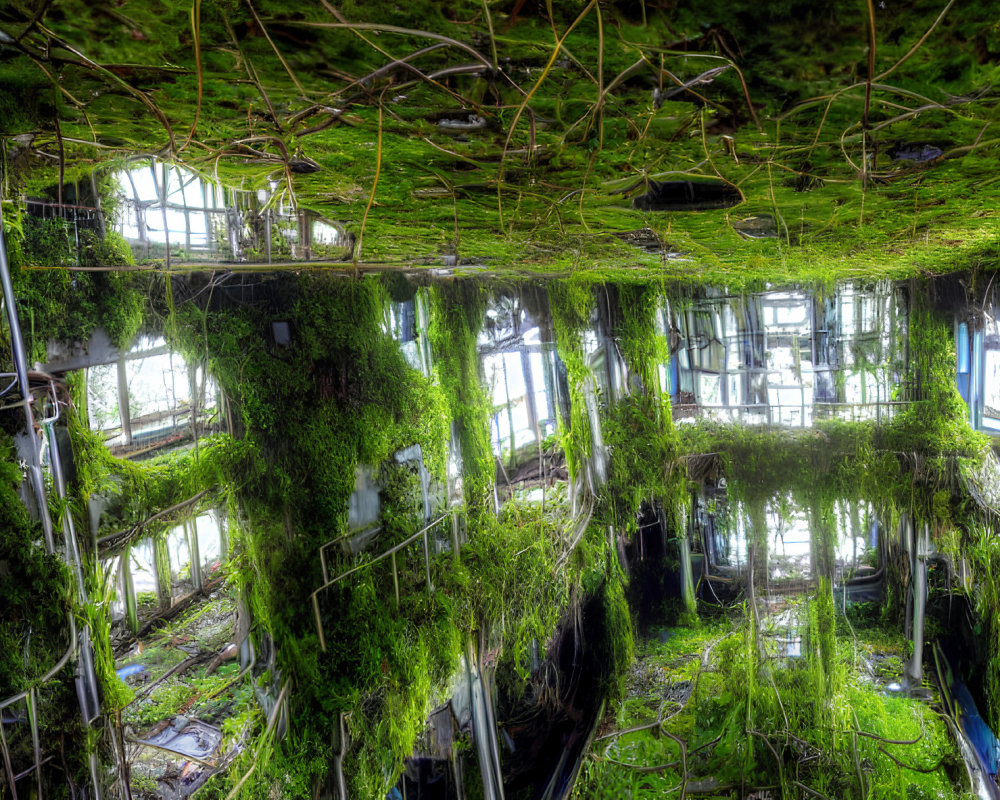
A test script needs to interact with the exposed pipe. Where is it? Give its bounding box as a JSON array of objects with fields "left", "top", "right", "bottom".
[
  {"left": 43, "top": 414, "right": 86, "bottom": 596},
  {"left": 28, "top": 689, "right": 42, "bottom": 799},
  {"left": 0, "top": 203, "right": 55, "bottom": 552},
  {"left": 906, "top": 520, "right": 929, "bottom": 689},
  {"left": 1, "top": 206, "right": 105, "bottom": 798},
  {"left": 41, "top": 406, "right": 101, "bottom": 727},
  {"left": 466, "top": 639, "right": 505, "bottom": 800},
  {"left": 333, "top": 712, "right": 348, "bottom": 800},
  {"left": 680, "top": 529, "right": 696, "bottom": 617}
]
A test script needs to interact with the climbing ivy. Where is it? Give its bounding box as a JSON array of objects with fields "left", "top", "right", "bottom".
[
  {"left": 549, "top": 277, "right": 597, "bottom": 487},
  {"left": 427, "top": 281, "right": 493, "bottom": 513}
]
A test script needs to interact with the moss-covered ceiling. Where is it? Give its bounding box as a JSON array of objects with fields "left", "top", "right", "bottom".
[{"left": 2, "top": 0, "right": 1000, "bottom": 284}]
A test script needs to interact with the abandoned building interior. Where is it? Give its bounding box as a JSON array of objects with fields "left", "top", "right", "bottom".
[{"left": 5, "top": 0, "right": 1000, "bottom": 797}]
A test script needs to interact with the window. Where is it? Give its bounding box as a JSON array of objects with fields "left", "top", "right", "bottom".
[
  {"left": 668, "top": 283, "right": 905, "bottom": 426},
  {"left": 111, "top": 161, "right": 347, "bottom": 263},
  {"left": 86, "top": 336, "right": 220, "bottom": 457},
  {"left": 479, "top": 296, "right": 562, "bottom": 466}
]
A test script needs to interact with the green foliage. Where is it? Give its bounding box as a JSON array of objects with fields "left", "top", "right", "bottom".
[
  {"left": 963, "top": 524, "right": 1000, "bottom": 730},
  {"left": 549, "top": 278, "right": 596, "bottom": 484},
  {"left": 615, "top": 283, "right": 668, "bottom": 397},
  {"left": 22, "top": 215, "right": 77, "bottom": 267},
  {"left": 79, "top": 230, "right": 145, "bottom": 349},
  {"left": 8, "top": 217, "right": 95, "bottom": 360},
  {"left": 596, "top": 573, "right": 635, "bottom": 699},
  {"left": 891, "top": 296, "right": 987, "bottom": 457},
  {"left": 602, "top": 393, "right": 685, "bottom": 534},
  {"left": 812, "top": 577, "right": 837, "bottom": 696},
  {"left": 0, "top": 435, "right": 74, "bottom": 698},
  {"left": 680, "top": 321, "right": 987, "bottom": 533},
  {"left": 428, "top": 281, "right": 493, "bottom": 511},
  {"left": 81, "top": 561, "right": 135, "bottom": 713},
  {"left": 67, "top": 374, "right": 256, "bottom": 536},
  {"left": 3, "top": 214, "right": 147, "bottom": 359},
  {"left": 378, "top": 461, "right": 425, "bottom": 537},
  {"left": 576, "top": 610, "right": 970, "bottom": 799},
  {"left": 158, "top": 274, "right": 464, "bottom": 796},
  {"left": 446, "top": 498, "right": 571, "bottom": 694}
]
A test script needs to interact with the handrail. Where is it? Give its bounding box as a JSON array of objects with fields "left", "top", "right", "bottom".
[
  {"left": 0, "top": 614, "right": 78, "bottom": 713},
  {"left": 310, "top": 514, "right": 448, "bottom": 652},
  {"left": 327, "top": 515, "right": 444, "bottom": 586},
  {"left": 318, "top": 525, "right": 381, "bottom": 584},
  {"left": 0, "top": 615, "right": 78, "bottom": 799}
]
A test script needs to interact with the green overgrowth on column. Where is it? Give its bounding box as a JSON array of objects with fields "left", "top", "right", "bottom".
[
  {"left": 164, "top": 275, "right": 463, "bottom": 796},
  {"left": 965, "top": 525, "right": 1000, "bottom": 731},
  {"left": 809, "top": 498, "right": 837, "bottom": 694},
  {"left": 615, "top": 283, "right": 667, "bottom": 400},
  {"left": 549, "top": 278, "right": 596, "bottom": 488},
  {"left": 427, "top": 281, "right": 493, "bottom": 513},
  {"left": 889, "top": 287, "right": 984, "bottom": 459},
  {"left": 605, "top": 282, "right": 688, "bottom": 536}
]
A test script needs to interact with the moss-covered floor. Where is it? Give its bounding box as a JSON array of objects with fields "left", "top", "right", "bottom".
[{"left": 576, "top": 607, "right": 972, "bottom": 799}]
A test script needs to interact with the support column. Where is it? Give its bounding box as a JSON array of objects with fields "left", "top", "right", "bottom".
[
  {"left": 188, "top": 518, "right": 202, "bottom": 591},
  {"left": 123, "top": 548, "right": 138, "bottom": 634},
  {"left": 117, "top": 355, "right": 132, "bottom": 446},
  {"left": 905, "top": 522, "right": 929, "bottom": 690},
  {"left": 154, "top": 536, "right": 172, "bottom": 611},
  {"left": 679, "top": 529, "right": 696, "bottom": 619}
]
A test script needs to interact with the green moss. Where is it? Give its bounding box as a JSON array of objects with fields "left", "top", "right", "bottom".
[
  {"left": 3, "top": 0, "right": 1000, "bottom": 283},
  {"left": 0, "top": 435, "right": 74, "bottom": 698},
  {"left": 549, "top": 277, "right": 597, "bottom": 484},
  {"left": 602, "top": 393, "right": 684, "bottom": 532},
  {"left": 81, "top": 563, "right": 135, "bottom": 713},
  {"left": 615, "top": 283, "right": 668, "bottom": 397},
  {"left": 1, "top": 210, "right": 147, "bottom": 360},
  {"left": 576, "top": 608, "right": 971, "bottom": 799},
  {"left": 428, "top": 281, "right": 493, "bottom": 511}
]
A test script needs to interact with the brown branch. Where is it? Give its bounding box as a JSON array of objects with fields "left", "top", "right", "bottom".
[
  {"left": 849, "top": 728, "right": 923, "bottom": 746},
  {"left": 35, "top": 25, "right": 177, "bottom": 152},
  {"left": 877, "top": 745, "right": 944, "bottom": 774},
  {"left": 97, "top": 489, "right": 211, "bottom": 551},
  {"left": 181, "top": 0, "right": 204, "bottom": 149},
  {"left": 245, "top": 0, "right": 308, "bottom": 97},
  {"left": 863, "top": 0, "right": 876, "bottom": 137}
]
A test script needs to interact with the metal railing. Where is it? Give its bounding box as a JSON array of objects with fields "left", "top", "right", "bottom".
[
  {"left": 0, "top": 616, "right": 78, "bottom": 799},
  {"left": 310, "top": 514, "right": 450, "bottom": 652},
  {"left": 318, "top": 525, "right": 381, "bottom": 584},
  {"left": 117, "top": 197, "right": 350, "bottom": 265}
]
